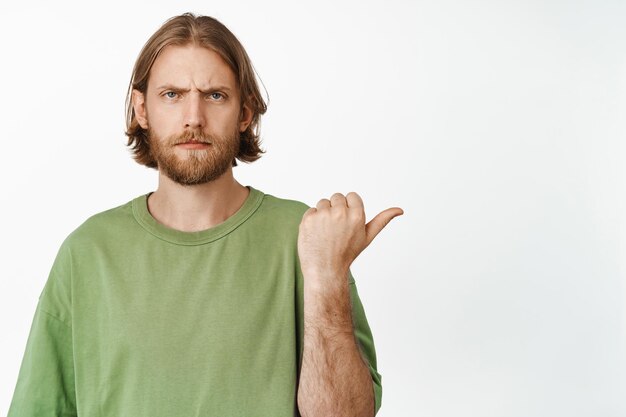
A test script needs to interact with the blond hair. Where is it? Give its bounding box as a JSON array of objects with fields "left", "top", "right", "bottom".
[{"left": 124, "top": 12, "right": 268, "bottom": 168}]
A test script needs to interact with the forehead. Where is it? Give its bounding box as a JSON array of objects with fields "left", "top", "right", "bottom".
[{"left": 148, "top": 44, "right": 238, "bottom": 90}]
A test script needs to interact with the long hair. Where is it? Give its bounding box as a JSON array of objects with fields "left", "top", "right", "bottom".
[{"left": 124, "top": 12, "right": 268, "bottom": 168}]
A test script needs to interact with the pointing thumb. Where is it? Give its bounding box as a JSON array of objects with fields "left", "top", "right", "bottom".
[{"left": 365, "top": 207, "right": 404, "bottom": 248}]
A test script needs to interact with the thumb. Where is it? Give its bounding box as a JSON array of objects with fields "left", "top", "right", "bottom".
[{"left": 364, "top": 207, "right": 404, "bottom": 248}]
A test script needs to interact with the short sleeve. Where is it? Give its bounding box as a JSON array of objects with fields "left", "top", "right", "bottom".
[
  {"left": 7, "top": 241, "right": 77, "bottom": 416},
  {"left": 348, "top": 269, "right": 383, "bottom": 415}
]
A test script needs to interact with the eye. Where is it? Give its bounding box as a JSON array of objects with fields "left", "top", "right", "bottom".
[
  {"left": 164, "top": 91, "right": 178, "bottom": 99},
  {"left": 208, "top": 92, "right": 225, "bottom": 101}
]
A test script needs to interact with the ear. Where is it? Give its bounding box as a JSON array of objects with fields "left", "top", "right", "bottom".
[
  {"left": 131, "top": 89, "right": 149, "bottom": 129},
  {"left": 239, "top": 99, "right": 253, "bottom": 133}
]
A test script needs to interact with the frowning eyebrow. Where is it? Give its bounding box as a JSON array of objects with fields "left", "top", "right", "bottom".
[{"left": 156, "top": 84, "right": 233, "bottom": 93}]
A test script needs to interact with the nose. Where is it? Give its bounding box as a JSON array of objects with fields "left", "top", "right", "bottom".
[{"left": 183, "top": 92, "right": 206, "bottom": 130}]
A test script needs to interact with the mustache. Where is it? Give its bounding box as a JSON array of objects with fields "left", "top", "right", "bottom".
[{"left": 173, "top": 131, "right": 214, "bottom": 145}]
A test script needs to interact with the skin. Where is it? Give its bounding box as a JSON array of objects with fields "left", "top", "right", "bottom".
[
  {"left": 131, "top": 43, "right": 405, "bottom": 415},
  {"left": 131, "top": 44, "right": 253, "bottom": 231},
  {"left": 297, "top": 193, "right": 403, "bottom": 417}
]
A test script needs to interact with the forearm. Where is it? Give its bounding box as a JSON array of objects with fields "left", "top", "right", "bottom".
[{"left": 297, "top": 273, "right": 375, "bottom": 417}]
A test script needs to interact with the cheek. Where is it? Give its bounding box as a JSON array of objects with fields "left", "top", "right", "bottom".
[
  {"left": 149, "top": 103, "right": 172, "bottom": 120},
  {"left": 147, "top": 106, "right": 178, "bottom": 131},
  {"left": 210, "top": 108, "right": 241, "bottom": 129}
]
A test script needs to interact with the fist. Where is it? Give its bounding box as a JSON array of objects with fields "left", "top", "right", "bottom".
[{"left": 297, "top": 191, "right": 403, "bottom": 288}]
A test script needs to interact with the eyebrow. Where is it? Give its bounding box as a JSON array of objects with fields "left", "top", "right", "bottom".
[{"left": 156, "top": 84, "right": 232, "bottom": 93}]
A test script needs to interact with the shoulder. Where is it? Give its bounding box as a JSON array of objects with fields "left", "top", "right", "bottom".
[
  {"left": 253, "top": 189, "right": 311, "bottom": 230},
  {"left": 62, "top": 198, "right": 135, "bottom": 250},
  {"left": 261, "top": 192, "right": 310, "bottom": 215},
  {"left": 37, "top": 199, "right": 132, "bottom": 312}
]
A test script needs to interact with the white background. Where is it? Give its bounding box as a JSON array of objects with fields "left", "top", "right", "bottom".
[{"left": 1, "top": 1, "right": 625, "bottom": 416}]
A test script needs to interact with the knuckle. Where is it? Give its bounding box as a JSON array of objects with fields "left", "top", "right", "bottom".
[
  {"left": 351, "top": 208, "right": 365, "bottom": 218},
  {"left": 332, "top": 207, "right": 348, "bottom": 218}
]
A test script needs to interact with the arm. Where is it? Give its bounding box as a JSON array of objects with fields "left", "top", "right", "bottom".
[
  {"left": 7, "top": 306, "right": 77, "bottom": 417},
  {"left": 7, "top": 241, "right": 78, "bottom": 416},
  {"left": 297, "top": 271, "right": 375, "bottom": 417},
  {"left": 297, "top": 191, "right": 402, "bottom": 416}
]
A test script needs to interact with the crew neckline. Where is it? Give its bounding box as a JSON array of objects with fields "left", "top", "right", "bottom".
[{"left": 131, "top": 185, "right": 264, "bottom": 246}]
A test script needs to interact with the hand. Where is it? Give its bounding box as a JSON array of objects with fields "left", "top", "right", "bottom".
[{"left": 297, "top": 191, "right": 403, "bottom": 289}]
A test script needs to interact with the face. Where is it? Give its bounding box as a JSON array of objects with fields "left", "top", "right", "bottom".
[{"left": 132, "top": 44, "right": 252, "bottom": 186}]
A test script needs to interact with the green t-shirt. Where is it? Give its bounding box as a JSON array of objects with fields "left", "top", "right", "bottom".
[{"left": 8, "top": 186, "right": 382, "bottom": 416}]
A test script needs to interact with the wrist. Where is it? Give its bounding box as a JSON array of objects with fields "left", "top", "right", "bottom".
[
  {"left": 303, "top": 277, "right": 353, "bottom": 332},
  {"left": 302, "top": 267, "right": 350, "bottom": 291}
]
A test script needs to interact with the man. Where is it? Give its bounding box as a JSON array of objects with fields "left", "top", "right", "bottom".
[{"left": 7, "top": 12, "right": 402, "bottom": 417}]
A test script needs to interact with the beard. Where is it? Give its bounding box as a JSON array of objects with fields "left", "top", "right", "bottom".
[{"left": 147, "top": 124, "right": 241, "bottom": 186}]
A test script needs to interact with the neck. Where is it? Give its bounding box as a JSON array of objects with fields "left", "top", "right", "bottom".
[{"left": 147, "top": 167, "right": 250, "bottom": 232}]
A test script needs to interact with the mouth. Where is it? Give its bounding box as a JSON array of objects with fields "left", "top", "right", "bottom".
[
  {"left": 179, "top": 139, "right": 209, "bottom": 145},
  {"left": 176, "top": 140, "right": 211, "bottom": 149}
]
